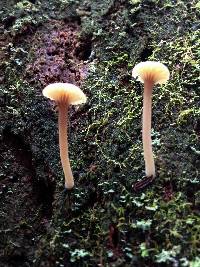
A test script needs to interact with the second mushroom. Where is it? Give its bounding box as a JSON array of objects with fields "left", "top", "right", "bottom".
[
  {"left": 132, "top": 61, "right": 170, "bottom": 178},
  {"left": 43, "top": 83, "right": 87, "bottom": 189}
]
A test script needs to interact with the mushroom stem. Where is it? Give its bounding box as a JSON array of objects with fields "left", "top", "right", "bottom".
[
  {"left": 58, "top": 103, "right": 74, "bottom": 189},
  {"left": 142, "top": 81, "right": 155, "bottom": 178}
]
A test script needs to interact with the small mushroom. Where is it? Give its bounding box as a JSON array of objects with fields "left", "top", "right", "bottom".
[
  {"left": 132, "top": 61, "right": 169, "bottom": 178},
  {"left": 43, "top": 83, "right": 87, "bottom": 189}
]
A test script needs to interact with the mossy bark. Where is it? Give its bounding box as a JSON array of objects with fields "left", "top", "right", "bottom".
[{"left": 0, "top": 1, "right": 200, "bottom": 267}]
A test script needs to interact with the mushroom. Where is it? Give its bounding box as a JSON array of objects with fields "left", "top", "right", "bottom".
[
  {"left": 132, "top": 61, "right": 170, "bottom": 178},
  {"left": 43, "top": 83, "right": 87, "bottom": 189}
]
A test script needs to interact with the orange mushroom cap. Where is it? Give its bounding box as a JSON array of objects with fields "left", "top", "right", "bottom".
[
  {"left": 42, "top": 83, "right": 87, "bottom": 105},
  {"left": 132, "top": 61, "right": 170, "bottom": 85}
]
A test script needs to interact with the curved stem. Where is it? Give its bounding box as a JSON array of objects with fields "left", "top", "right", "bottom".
[
  {"left": 58, "top": 103, "right": 74, "bottom": 189},
  {"left": 142, "top": 81, "right": 155, "bottom": 177}
]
